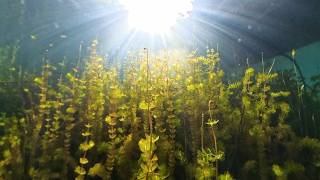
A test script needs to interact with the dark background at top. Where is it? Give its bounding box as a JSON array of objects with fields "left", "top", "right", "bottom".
[{"left": 0, "top": 0, "right": 320, "bottom": 68}]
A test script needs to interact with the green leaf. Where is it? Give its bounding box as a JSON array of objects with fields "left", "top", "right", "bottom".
[
  {"left": 80, "top": 157, "right": 89, "bottom": 165},
  {"left": 245, "top": 68, "right": 254, "bottom": 77},
  {"left": 111, "top": 88, "right": 124, "bottom": 98},
  {"left": 291, "top": 49, "right": 296, "bottom": 58},
  {"left": 81, "top": 131, "right": 92, "bottom": 137},
  {"left": 272, "top": 164, "right": 284, "bottom": 177},
  {"left": 66, "top": 107, "right": 76, "bottom": 114},
  {"left": 34, "top": 77, "right": 43, "bottom": 86},
  {"left": 207, "top": 119, "right": 219, "bottom": 127},
  {"left": 75, "top": 166, "right": 86, "bottom": 175},
  {"left": 80, "top": 140, "right": 95, "bottom": 151},
  {"left": 138, "top": 135, "right": 159, "bottom": 153},
  {"left": 139, "top": 101, "right": 149, "bottom": 110},
  {"left": 138, "top": 138, "right": 150, "bottom": 153},
  {"left": 88, "top": 163, "right": 107, "bottom": 178},
  {"left": 218, "top": 172, "right": 234, "bottom": 180},
  {"left": 85, "top": 123, "right": 93, "bottom": 128},
  {"left": 187, "top": 84, "right": 195, "bottom": 91},
  {"left": 228, "top": 82, "right": 241, "bottom": 89},
  {"left": 105, "top": 116, "right": 112, "bottom": 124}
]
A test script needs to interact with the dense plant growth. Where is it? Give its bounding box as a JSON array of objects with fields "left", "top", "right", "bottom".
[{"left": 0, "top": 43, "right": 320, "bottom": 180}]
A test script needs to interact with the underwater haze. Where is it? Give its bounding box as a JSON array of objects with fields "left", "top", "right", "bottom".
[{"left": 0, "top": 0, "right": 320, "bottom": 179}]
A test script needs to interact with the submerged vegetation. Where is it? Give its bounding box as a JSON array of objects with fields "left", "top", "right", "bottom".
[{"left": 0, "top": 42, "right": 320, "bottom": 180}]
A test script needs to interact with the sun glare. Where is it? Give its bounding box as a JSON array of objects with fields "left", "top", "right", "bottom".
[{"left": 120, "top": 0, "right": 193, "bottom": 33}]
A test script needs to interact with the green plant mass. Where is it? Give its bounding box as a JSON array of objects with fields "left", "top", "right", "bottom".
[{"left": 0, "top": 43, "right": 320, "bottom": 180}]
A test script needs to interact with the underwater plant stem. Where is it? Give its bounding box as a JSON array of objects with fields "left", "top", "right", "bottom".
[
  {"left": 190, "top": 60, "right": 199, "bottom": 159},
  {"left": 291, "top": 55, "right": 307, "bottom": 136},
  {"left": 261, "top": 52, "right": 265, "bottom": 74},
  {"left": 184, "top": 117, "right": 188, "bottom": 158},
  {"left": 210, "top": 127, "right": 218, "bottom": 179},
  {"left": 281, "top": 54, "right": 306, "bottom": 89},
  {"left": 267, "top": 58, "right": 276, "bottom": 75},
  {"left": 145, "top": 48, "right": 154, "bottom": 179},
  {"left": 145, "top": 48, "right": 153, "bottom": 136},
  {"left": 208, "top": 100, "right": 218, "bottom": 179},
  {"left": 77, "top": 43, "right": 82, "bottom": 69},
  {"left": 201, "top": 113, "right": 204, "bottom": 150}
]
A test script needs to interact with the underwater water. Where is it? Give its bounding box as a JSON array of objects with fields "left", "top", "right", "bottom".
[{"left": 0, "top": 0, "right": 320, "bottom": 180}]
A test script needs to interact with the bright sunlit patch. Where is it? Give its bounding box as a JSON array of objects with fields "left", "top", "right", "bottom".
[{"left": 120, "top": 0, "right": 193, "bottom": 33}]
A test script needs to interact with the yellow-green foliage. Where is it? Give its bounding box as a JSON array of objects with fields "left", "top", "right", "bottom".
[
  {"left": 1, "top": 44, "right": 320, "bottom": 180},
  {"left": 195, "top": 148, "right": 223, "bottom": 180},
  {"left": 218, "top": 172, "right": 234, "bottom": 180},
  {"left": 0, "top": 115, "right": 23, "bottom": 179},
  {"left": 75, "top": 41, "right": 106, "bottom": 180},
  {"left": 137, "top": 135, "right": 161, "bottom": 180}
]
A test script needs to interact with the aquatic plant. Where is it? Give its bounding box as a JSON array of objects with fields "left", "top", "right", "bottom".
[
  {"left": 0, "top": 115, "right": 23, "bottom": 179},
  {"left": 59, "top": 67, "right": 84, "bottom": 176},
  {"left": 195, "top": 148, "right": 223, "bottom": 179},
  {"left": 75, "top": 41, "right": 106, "bottom": 180},
  {"left": 104, "top": 68, "right": 124, "bottom": 179},
  {"left": 136, "top": 135, "right": 162, "bottom": 179},
  {"left": 218, "top": 172, "right": 234, "bottom": 180},
  {"left": 275, "top": 69, "right": 320, "bottom": 138},
  {"left": 0, "top": 43, "right": 320, "bottom": 179}
]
